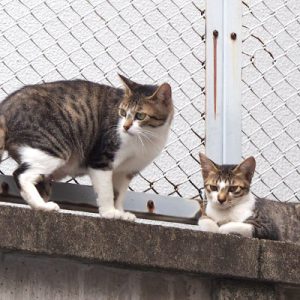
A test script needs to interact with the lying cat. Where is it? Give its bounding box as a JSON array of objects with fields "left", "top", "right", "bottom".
[
  {"left": 198, "top": 153, "right": 280, "bottom": 240},
  {"left": 0, "top": 75, "right": 173, "bottom": 220}
]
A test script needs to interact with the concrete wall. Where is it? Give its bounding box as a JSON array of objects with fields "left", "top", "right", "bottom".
[
  {"left": 0, "top": 203, "right": 298, "bottom": 299},
  {"left": 0, "top": 251, "right": 299, "bottom": 300},
  {"left": 0, "top": 251, "right": 212, "bottom": 300}
]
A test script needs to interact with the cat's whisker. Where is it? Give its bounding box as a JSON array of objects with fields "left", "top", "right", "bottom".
[
  {"left": 143, "top": 135, "right": 157, "bottom": 148},
  {"left": 134, "top": 129, "right": 155, "bottom": 152},
  {"left": 139, "top": 135, "right": 146, "bottom": 151},
  {"left": 139, "top": 131, "right": 152, "bottom": 143},
  {"left": 141, "top": 129, "right": 158, "bottom": 138},
  {"left": 138, "top": 130, "right": 153, "bottom": 144},
  {"left": 139, "top": 132, "right": 161, "bottom": 152},
  {"left": 135, "top": 132, "right": 145, "bottom": 151}
]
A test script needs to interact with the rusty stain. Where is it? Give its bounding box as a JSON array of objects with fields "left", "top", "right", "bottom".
[
  {"left": 147, "top": 200, "right": 155, "bottom": 213},
  {"left": 231, "top": 32, "right": 237, "bottom": 40},
  {"left": 213, "top": 30, "right": 218, "bottom": 119},
  {"left": 231, "top": 32, "right": 238, "bottom": 81}
]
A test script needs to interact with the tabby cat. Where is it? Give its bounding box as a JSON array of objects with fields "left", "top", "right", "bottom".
[
  {"left": 198, "top": 153, "right": 279, "bottom": 240},
  {"left": 0, "top": 75, "right": 173, "bottom": 220}
]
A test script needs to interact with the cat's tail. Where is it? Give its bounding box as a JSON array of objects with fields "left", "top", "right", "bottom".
[{"left": 0, "top": 115, "right": 6, "bottom": 161}]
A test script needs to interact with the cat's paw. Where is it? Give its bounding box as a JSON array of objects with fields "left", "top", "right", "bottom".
[
  {"left": 100, "top": 208, "right": 123, "bottom": 219},
  {"left": 218, "top": 222, "right": 253, "bottom": 238},
  {"left": 99, "top": 208, "right": 136, "bottom": 221},
  {"left": 218, "top": 223, "right": 233, "bottom": 235},
  {"left": 120, "top": 211, "right": 136, "bottom": 221},
  {"left": 198, "top": 217, "right": 219, "bottom": 233},
  {"left": 38, "top": 201, "right": 60, "bottom": 212}
]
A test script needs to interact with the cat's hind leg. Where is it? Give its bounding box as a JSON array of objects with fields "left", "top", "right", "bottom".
[
  {"left": 13, "top": 147, "right": 65, "bottom": 211},
  {"left": 36, "top": 176, "right": 52, "bottom": 202}
]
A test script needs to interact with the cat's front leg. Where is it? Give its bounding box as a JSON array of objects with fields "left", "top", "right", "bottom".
[
  {"left": 219, "top": 222, "right": 254, "bottom": 238},
  {"left": 89, "top": 168, "right": 133, "bottom": 221},
  {"left": 198, "top": 217, "right": 219, "bottom": 233},
  {"left": 113, "top": 172, "right": 136, "bottom": 221}
]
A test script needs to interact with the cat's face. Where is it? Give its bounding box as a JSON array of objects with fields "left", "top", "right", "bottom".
[
  {"left": 199, "top": 153, "right": 256, "bottom": 209},
  {"left": 118, "top": 75, "right": 173, "bottom": 138}
]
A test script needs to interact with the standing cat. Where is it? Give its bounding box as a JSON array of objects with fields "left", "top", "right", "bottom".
[
  {"left": 0, "top": 75, "right": 173, "bottom": 220},
  {"left": 198, "top": 153, "right": 280, "bottom": 240}
]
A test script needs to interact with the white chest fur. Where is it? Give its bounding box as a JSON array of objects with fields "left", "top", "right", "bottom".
[
  {"left": 206, "top": 193, "right": 256, "bottom": 225},
  {"left": 113, "top": 121, "right": 170, "bottom": 173}
]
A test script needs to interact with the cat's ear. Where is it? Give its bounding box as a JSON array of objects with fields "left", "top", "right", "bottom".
[
  {"left": 118, "top": 74, "right": 138, "bottom": 95},
  {"left": 149, "top": 83, "right": 172, "bottom": 103},
  {"left": 234, "top": 156, "right": 256, "bottom": 182},
  {"left": 199, "top": 153, "right": 219, "bottom": 179}
]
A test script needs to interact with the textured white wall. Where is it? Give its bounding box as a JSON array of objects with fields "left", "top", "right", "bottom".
[{"left": 242, "top": 0, "right": 300, "bottom": 202}]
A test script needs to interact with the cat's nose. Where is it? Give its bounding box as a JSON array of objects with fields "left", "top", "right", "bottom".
[
  {"left": 123, "top": 124, "right": 131, "bottom": 131},
  {"left": 218, "top": 197, "right": 226, "bottom": 204}
]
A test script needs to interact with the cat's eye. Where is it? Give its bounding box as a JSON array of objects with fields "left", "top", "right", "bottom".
[
  {"left": 119, "top": 108, "right": 127, "bottom": 117},
  {"left": 135, "top": 112, "right": 147, "bottom": 120},
  {"left": 209, "top": 185, "right": 218, "bottom": 192},
  {"left": 229, "top": 186, "right": 240, "bottom": 193}
]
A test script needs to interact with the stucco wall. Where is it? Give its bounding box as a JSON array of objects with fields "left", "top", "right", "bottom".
[{"left": 242, "top": 0, "right": 300, "bottom": 202}]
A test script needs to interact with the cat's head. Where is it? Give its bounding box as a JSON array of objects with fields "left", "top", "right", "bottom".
[
  {"left": 199, "top": 153, "right": 256, "bottom": 208},
  {"left": 118, "top": 74, "right": 173, "bottom": 137}
]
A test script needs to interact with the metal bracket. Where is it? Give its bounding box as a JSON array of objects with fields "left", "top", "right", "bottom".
[
  {"left": 0, "top": 175, "right": 201, "bottom": 224},
  {"left": 205, "top": 0, "right": 242, "bottom": 164}
]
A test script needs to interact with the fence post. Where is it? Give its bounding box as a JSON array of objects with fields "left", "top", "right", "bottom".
[{"left": 205, "top": 0, "right": 242, "bottom": 164}]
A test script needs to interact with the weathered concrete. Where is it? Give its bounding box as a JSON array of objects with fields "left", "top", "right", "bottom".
[
  {"left": 1, "top": 175, "right": 300, "bottom": 244},
  {"left": 0, "top": 251, "right": 212, "bottom": 300},
  {"left": 212, "top": 279, "right": 277, "bottom": 300},
  {"left": 0, "top": 203, "right": 299, "bottom": 285},
  {"left": 0, "top": 203, "right": 299, "bottom": 299},
  {"left": 0, "top": 251, "right": 299, "bottom": 300},
  {"left": 262, "top": 200, "right": 300, "bottom": 243},
  {"left": 260, "top": 240, "right": 300, "bottom": 285},
  {"left": 279, "top": 286, "right": 300, "bottom": 300},
  {"left": 0, "top": 203, "right": 261, "bottom": 280}
]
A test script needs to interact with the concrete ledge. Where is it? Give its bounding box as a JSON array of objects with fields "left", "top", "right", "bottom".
[
  {"left": 0, "top": 203, "right": 299, "bottom": 286},
  {"left": 260, "top": 240, "right": 300, "bottom": 284}
]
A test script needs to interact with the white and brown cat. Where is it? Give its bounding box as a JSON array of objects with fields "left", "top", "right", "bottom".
[
  {"left": 0, "top": 75, "right": 174, "bottom": 221},
  {"left": 198, "top": 153, "right": 279, "bottom": 240}
]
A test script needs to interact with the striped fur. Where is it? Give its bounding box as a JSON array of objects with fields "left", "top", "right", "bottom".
[
  {"left": 198, "top": 153, "right": 280, "bottom": 240},
  {"left": 0, "top": 76, "right": 173, "bottom": 218}
]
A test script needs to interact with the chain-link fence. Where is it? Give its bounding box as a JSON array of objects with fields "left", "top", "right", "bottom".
[
  {"left": 242, "top": 0, "right": 300, "bottom": 202},
  {"left": 0, "top": 0, "right": 206, "bottom": 199},
  {"left": 1, "top": 0, "right": 298, "bottom": 204}
]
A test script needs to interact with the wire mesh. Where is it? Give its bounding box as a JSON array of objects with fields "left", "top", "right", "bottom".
[
  {"left": 242, "top": 0, "right": 300, "bottom": 202},
  {"left": 0, "top": 0, "right": 206, "bottom": 199}
]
